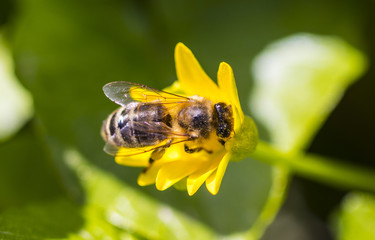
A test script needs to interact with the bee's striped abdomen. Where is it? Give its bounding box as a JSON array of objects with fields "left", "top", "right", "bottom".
[{"left": 103, "top": 102, "right": 171, "bottom": 148}]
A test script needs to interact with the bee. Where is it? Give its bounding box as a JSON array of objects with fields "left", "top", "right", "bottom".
[{"left": 101, "top": 81, "right": 234, "bottom": 162}]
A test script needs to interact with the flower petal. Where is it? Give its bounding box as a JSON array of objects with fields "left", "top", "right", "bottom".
[
  {"left": 137, "top": 162, "right": 163, "bottom": 186},
  {"left": 217, "top": 62, "right": 244, "bottom": 128},
  {"left": 186, "top": 153, "right": 224, "bottom": 196},
  {"left": 156, "top": 160, "right": 201, "bottom": 191},
  {"left": 187, "top": 168, "right": 216, "bottom": 196},
  {"left": 115, "top": 149, "right": 149, "bottom": 167},
  {"left": 205, "top": 153, "right": 231, "bottom": 195},
  {"left": 175, "top": 43, "right": 221, "bottom": 100}
]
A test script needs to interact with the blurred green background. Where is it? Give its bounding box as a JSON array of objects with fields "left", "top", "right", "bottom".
[{"left": 0, "top": 0, "right": 374, "bottom": 239}]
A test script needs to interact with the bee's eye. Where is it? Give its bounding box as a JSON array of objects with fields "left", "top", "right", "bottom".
[{"left": 214, "top": 102, "right": 233, "bottom": 139}]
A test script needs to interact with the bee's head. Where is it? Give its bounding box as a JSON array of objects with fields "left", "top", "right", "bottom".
[{"left": 213, "top": 102, "right": 234, "bottom": 141}]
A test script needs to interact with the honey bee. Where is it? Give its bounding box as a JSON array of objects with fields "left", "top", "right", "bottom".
[{"left": 101, "top": 81, "right": 234, "bottom": 162}]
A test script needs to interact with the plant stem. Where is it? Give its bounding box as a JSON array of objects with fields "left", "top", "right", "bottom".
[
  {"left": 251, "top": 140, "right": 375, "bottom": 192},
  {"left": 243, "top": 166, "right": 290, "bottom": 240}
]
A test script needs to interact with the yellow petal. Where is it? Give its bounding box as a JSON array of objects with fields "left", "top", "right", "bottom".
[
  {"left": 156, "top": 160, "right": 201, "bottom": 191},
  {"left": 137, "top": 151, "right": 179, "bottom": 186},
  {"left": 116, "top": 140, "right": 180, "bottom": 167},
  {"left": 175, "top": 43, "right": 221, "bottom": 100},
  {"left": 137, "top": 162, "right": 163, "bottom": 186},
  {"left": 187, "top": 168, "right": 216, "bottom": 196},
  {"left": 186, "top": 153, "right": 223, "bottom": 196},
  {"left": 217, "top": 62, "right": 244, "bottom": 129},
  {"left": 162, "top": 80, "right": 186, "bottom": 96},
  {"left": 205, "top": 153, "right": 231, "bottom": 195},
  {"left": 115, "top": 149, "right": 149, "bottom": 167}
]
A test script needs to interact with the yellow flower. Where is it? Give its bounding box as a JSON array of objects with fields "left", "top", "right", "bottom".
[{"left": 116, "top": 43, "right": 258, "bottom": 195}]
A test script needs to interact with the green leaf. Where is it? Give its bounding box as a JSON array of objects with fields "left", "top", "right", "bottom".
[
  {"left": 334, "top": 192, "right": 375, "bottom": 240},
  {"left": 65, "top": 149, "right": 216, "bottom": 240},
  {"left": 0, "top": 122, "right": 141, "bottom": 239},
  {"left": 0, "top": 198, "right": 83, "bottom": 240},
  {"left": 250, "top": 34, "right": 367, "bottom": 153},
  {"left": 67, "top": 205, "right": 139, "bottom": 240},
  {"left": 0, "top": 194, "right": 138, "bottom": 240},
  {"left": 246, "top": 34, "right": 366, "bottom": 239}
]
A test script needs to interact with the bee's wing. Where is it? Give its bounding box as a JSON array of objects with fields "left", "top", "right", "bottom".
[
  {"left": 103, "top": 141, "right": 120, "bottom": 156},
  {"left": 103, "top": 81, "right": 190, "bottom": 107}
]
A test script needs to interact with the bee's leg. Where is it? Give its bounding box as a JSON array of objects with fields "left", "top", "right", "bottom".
[
  {"left": 218, "top": 139, "right": 226, "bottom": 146},
  {"left": 164, "top": 139, "right": 173, "bottom": 148},
  {"left": 184, "top": 144, "right": 197, "bottom": 153},
  {"left": 149, "top": 148, "right": 165, "bottom": 164},
  {"left": 184, "top": 144, "right": 213, "bottom": 154},
  {"left": 148, "top": 139, "right": 173, "bottom": 164}
]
